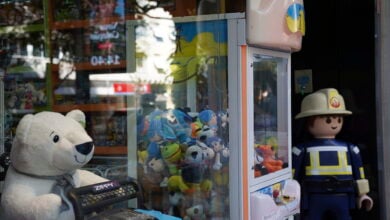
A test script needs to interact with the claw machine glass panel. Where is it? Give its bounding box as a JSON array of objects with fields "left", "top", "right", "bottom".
[
  {"left": 248, "top": 48, "right": 291, "bottom": 189},
  {"left": 126, "top": 14, "right": 232, "bottom": 219}
]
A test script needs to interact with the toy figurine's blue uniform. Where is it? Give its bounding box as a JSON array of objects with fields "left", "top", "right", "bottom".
[{"left": 293, "top": 138, "right": 366, "bottom": 220}]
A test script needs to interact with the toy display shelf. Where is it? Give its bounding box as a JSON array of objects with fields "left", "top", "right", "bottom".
[
  {"left": 47, "top": 0, "right": 196, "bottom": 31},
  {"left": 47, "top": 7, "right": 129, "bottom": 157},
  {"left": 0, "top": 21, "right": 50, "bottom": 143},
  {"left": 49, "top": 16, "right": 134, "bottom": 30},
  {"left": 93, "top": 146, "right": 127, "bottom": 155},
  {"left": 50, "top": 62, "right": 126, "bottom": 72},
  {"left": 48, "top": 10, "right": 128, "bottom": 155},
  {"left": 44, "top": 0, "right": 197, "bottom": 157},
  {"left": 0, "top": 24, "right": 44, "bottom": 34},
  {"left": 51, "top": 103, "right": 127, "bottom": 113},
  {"left": 51, "top": 103, "right": 128, "bottom": 156},
  {"left": 49, "top": 61, "right": 128, "bottom": 113}
]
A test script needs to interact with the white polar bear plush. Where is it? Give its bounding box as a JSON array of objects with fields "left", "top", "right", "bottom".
[{"left": 0, "top": 110, "right": 107, "bottom": 220}]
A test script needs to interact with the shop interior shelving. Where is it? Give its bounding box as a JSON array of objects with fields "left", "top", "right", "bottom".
[{"left": 1, "top": 0, "right": 198, "bottom": 156}]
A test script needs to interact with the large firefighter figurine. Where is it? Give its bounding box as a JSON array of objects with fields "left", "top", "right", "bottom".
[{"left": 292, "top": 88, "right": 373, "bottom": 220}]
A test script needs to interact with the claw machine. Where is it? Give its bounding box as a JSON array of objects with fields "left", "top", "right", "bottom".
[
  {"left": 124, "top": 0, "right": 304, "bottom": 219},
  {"left": 239, "top": 0, "right": 305, "bottom": 219}
]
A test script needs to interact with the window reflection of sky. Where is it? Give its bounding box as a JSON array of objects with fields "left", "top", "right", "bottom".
[{"left": 176, "top": 20, "right": 227, "bottom": 43}]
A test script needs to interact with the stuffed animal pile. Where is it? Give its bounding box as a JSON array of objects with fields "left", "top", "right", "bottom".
[
  {"left": 137, "top": 108, "right": 230, "bottom": 219},
  {"left": 0, "top": 110, "right": 107, "bottom": 220}
]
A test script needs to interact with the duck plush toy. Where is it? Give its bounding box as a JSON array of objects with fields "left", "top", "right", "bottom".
[{"left": 0, "top": 110, "right": 107, "bottom": 220}]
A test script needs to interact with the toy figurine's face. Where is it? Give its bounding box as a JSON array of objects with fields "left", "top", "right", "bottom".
[{"left": 308, "top": 115, "right": 343, "bottom": 139}]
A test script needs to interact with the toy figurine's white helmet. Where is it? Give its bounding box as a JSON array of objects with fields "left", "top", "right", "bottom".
[{"left": 295, "top": 88, "right": 352, "bottom": 119}]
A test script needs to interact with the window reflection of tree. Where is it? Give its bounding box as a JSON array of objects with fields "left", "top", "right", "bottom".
[
  {"left": 254, "top": 61, "right": 277, "bottom": 133},
  {"left": 196, "top": 62, "right": 208, "bottom": 110},
  {"left": 0, "top": 1, "right": 43, "bottom": 26},
  {"left": 175, "top": 26, "right": 182, "bottom": 54}
]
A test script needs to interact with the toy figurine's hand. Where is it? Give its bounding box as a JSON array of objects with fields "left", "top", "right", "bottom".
[{"left": 357, "top": 194, "right": 373, "bottom": 211}]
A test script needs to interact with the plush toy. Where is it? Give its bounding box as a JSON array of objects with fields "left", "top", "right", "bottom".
[
  {"left": 206, "top": 136, "right": 229, "bottom": 171},
  {"left": 168, "top": 143, "right": 212, "bottom": 196},
  {"left": 197, "top": 125, "right": 217, "bottom": 144},
  {"left": 256, "top": 145, "right": 283, "bottom": 173},
  {"left": 0, "top": 110, "right": 107, "bottom": 220},
  {"left": 217, "top": 110, "right": 229, "bottom": 141},
  {"left": 253, "top": 147, "right": 268, "bottom": 177},
  {"left": 162, "top": 109, "right": 194, "bottom": 145},
  {"left": 181, "top": 143, "right": 209, "bottom": 190},
  {"left": 168, "top": 191, "right": 184, "bottom": 217},
  {"left": 147, "top": 109, "right": 176, "bottom": 142},
  {"left": 181, "top": 195, "right": 209, "bottom": 220},
  {"left": 190, "top": 118, "right": 202, "bottom": 139},
  {"left": 148, "top": 157, "right": 169, "bottom": 187},
  {"left": 198, "top": 109, "right": 218, "bottom": 131},
  {"left": 146, "top": 109, "right": 179, "bottom": 164},
  {"left": 182, "top": 203, "right": 207, "bottom": 220},
  {"left": 146, "top": 109, "right": 172, "bottom": 160},
  {"left": 161, "top": 142, "right": 184, "bottom": 176},
  {"left": 137, "top": 149, "right": 149, "bottom": 173}
]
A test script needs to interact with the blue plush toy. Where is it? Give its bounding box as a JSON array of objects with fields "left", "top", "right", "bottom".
[
  {"left": 198, "top": 109, "right": 217, "bottom": 129},
  {"left": 161, "top": 109, "right": 195, "bottom": 145}
]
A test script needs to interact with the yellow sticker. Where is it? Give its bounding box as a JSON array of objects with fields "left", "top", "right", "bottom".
[
  {"left": 286, "top": 3, "right": 306, "bottom": 35},
  {"left": 328, "top": 90, "right": 341, "bottom": 109}
]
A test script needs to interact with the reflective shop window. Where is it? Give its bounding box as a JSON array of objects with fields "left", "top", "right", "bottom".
[
  {"left": 0, "top": 0, "right": 243, "bottom": 219},
  {"left": 129, "top": 16, "right": 229, "bottom": 217}
]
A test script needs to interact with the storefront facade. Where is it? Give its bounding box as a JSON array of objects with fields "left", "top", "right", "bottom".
[
  {"left": 0, "top": 0, "right": 389, "bottom": 219},
  {"left": 0, "top": 1, "right": 247, "bottom": 219}
]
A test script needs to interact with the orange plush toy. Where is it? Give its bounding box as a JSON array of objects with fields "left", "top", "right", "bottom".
[{"left": 258, "top": 145, "right": 283, "bottom": 173}]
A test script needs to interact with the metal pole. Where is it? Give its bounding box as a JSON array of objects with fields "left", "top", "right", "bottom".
[
  {"left": 0, "top": 68, "right": 4, "bottom": 192},
  {"left": 0, "top": 69, "right": 4, "bottom": 161}
]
